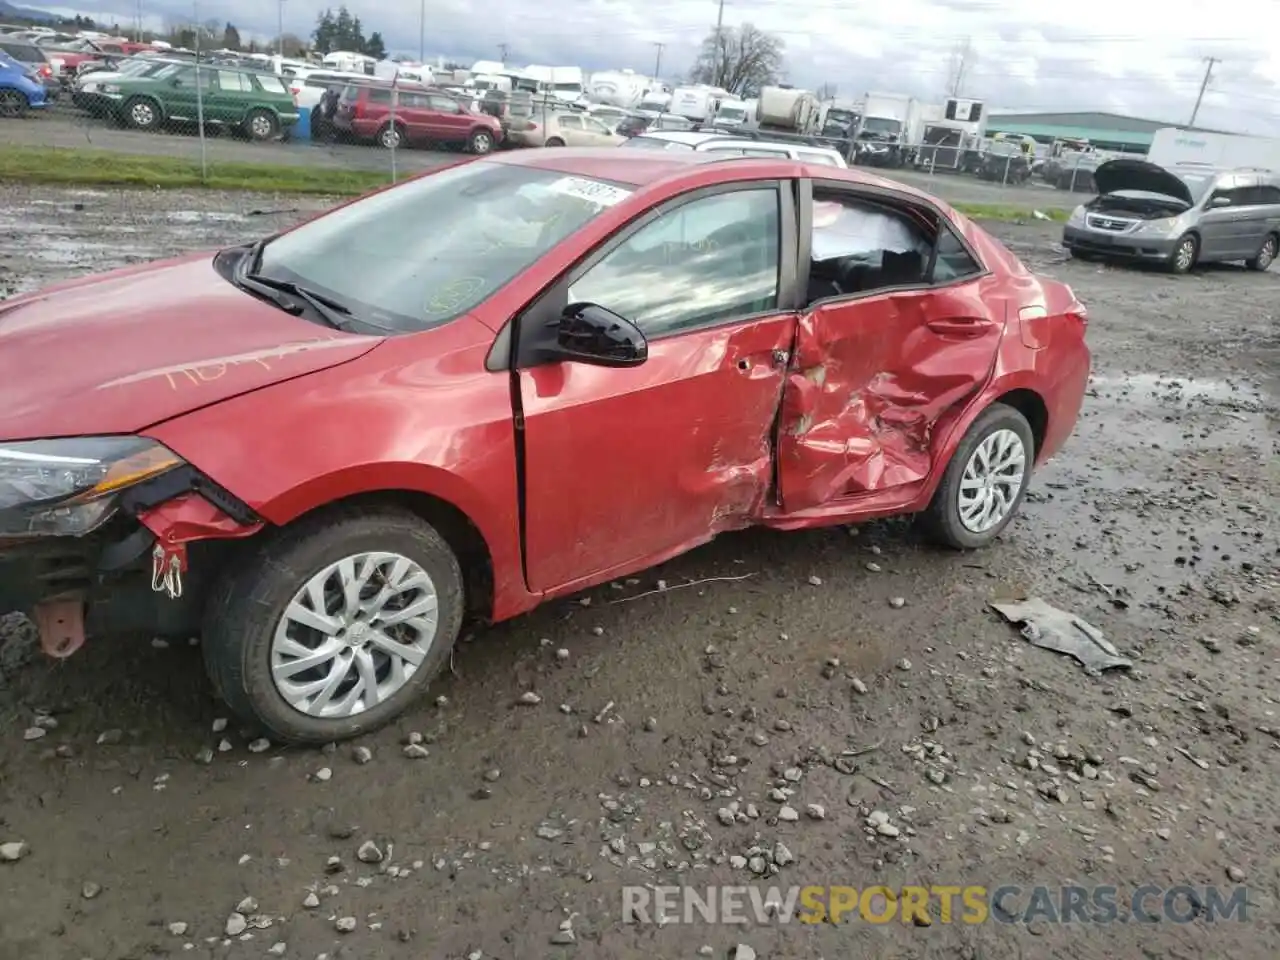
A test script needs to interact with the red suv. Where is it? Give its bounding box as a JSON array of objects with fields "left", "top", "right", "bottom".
[{"left": 334, "top": 84, "right": 502, "bottom": 153}]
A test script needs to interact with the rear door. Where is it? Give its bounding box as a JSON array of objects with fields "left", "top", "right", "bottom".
[
  {"left": 555, "top": 112, "right": 587, "bottom": 145},
  {"left": 425, "top": 92, "right": 470, "bottom": 140},
  {"left": 395, "top": 90, "right": 433, "bottom": 140},
  {"left": 211, "top": 69, "right": 252, "bottom": 123},
  {"left": 514, "top": 181, "right": 800, "bottom": 591},
  {"left": 580, "top": 114, "right": 618, "bottom": 145},
  {"left": 776, "top": 181, "right": 1005, "bottom": 514}
]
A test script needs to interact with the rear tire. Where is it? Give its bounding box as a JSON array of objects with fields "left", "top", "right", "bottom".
[
  {"left": 202, "top": 506, "right": 465, "bottom": 744},
  {"left": 377, "top": 122, "right": 405, "bottom": 149},
  {"left": 1167, "top": 234, "right": 1198, "bottom": 274},
  {"left": 544, "top": 136, "right": 565, "bottom": 147},
  {"left": 1245, "top": 233, "right": 1277, "bottom": 272},
  {"left": 243, "top": 108, "right": 278, "bottom": 142},
  {"left": 919, "top": 403, "right": 1035, "bottom": 550},
  {"left": 0, "top": 89, "right": 28, "bottom": 118}
]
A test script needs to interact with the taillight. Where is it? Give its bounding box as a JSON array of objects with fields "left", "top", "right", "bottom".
[{"left": 39, "top": 64, "right": 52, "bottom": 78}]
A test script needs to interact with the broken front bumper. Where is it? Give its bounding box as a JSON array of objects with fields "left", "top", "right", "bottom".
[{"left": 0, "top": 484, "right": 264, "bottom": 656}]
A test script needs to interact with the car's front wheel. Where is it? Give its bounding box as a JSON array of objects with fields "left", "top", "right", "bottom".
[
  {"left": 123, "top": 95, "right": 162, "bottom": 131},
  {"left": 468, "top": 129, "right": 495, "bottom": 154},
  {"left": 202, "top": 506, "right": 465, "bottom": 744},
  {"left": 1167, "top": 233, "right": 1198, "bottom": 274},
  {"left": 920, "top": 403, "right": 1034, "bottom": 550}
]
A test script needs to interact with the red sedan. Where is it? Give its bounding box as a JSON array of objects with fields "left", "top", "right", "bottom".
[{"left": 0, "top": 150, "right": 1089, "bottom": 742}]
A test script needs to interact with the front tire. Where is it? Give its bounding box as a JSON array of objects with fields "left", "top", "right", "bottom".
[
  {"left": 202, "top": 507, "right": 465, "bottom": 744},
  {"left": 468, "top": 128, "right": 494, "bottom": 154},
  {"left": 123, "top": 95, "right": 162, "bottom": 131},
  {"left": 920, "top": 403, "right": 1034, "bottom": 550},
  {"left": 1167, "top": 233, "right": 1198, "bottom": 274}
]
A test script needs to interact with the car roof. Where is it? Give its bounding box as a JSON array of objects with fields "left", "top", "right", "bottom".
[
  {"left": 482, "top": 147, "right": 940, "bottom": 200},
  {"left": 635, "top": 131, "right": 727, "bottom": 146}
]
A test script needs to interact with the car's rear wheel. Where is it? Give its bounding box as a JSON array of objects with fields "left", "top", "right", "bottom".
[
  {"left": 468, "top": 129, "right": 495, "bottom": 154},
  {"left": 920, "top": 403, "right": 1034, "bottom": 550},
  {"left": 0, "top": 89, "right": 29, "bottom": 118},
  {"left": 1246, "top": 233, "right": 1277, "bottom": 272},
  {"left": 123, "top": 95, "right": 162, "bottom": 130},
  {"left": 202, "top": 507, "right": 465, "bottom": 744},
  {"left": 243, "top": 108, "right": 278, "bottom": 142},
  {"left": 377, "top": 121, "right": 404, "bottom": 149},
  {"left": 544, "top": 136, "right": 565, "bottom": 147},
  {"left": 1168, "top": 234, "right": 1198, "bottom": 274}
]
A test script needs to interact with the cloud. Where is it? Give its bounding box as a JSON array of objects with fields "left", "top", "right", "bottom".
[{"left": 46, "top": 0, "right": 1280, "bottom": 135}]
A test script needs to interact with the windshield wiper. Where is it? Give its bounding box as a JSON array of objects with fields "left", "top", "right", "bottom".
[{"left": 240, "top": 272, "right": 358, "bottom": 332}]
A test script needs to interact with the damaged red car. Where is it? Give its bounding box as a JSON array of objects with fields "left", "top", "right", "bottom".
[{"left": 0, "top": 150, "right": 1090, "bottom": 743}]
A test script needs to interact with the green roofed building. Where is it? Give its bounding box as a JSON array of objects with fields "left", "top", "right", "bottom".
[{"left": 984, "top": 111, "right": 1238, "bottom": 153}]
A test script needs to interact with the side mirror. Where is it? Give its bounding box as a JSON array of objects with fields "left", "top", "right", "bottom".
[
  {"left": 551, "top": 303, "right": 647, "bottom": 367},
  {"left": 1209, "top": 195, "right": 1231, "bottom": 208}
]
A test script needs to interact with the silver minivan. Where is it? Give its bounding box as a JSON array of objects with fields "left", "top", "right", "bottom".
[{"left": 1063, "top": 159, "right": 1280, "bottom": 274}]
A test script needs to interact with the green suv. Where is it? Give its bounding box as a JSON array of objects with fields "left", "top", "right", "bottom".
[{"left": 100, "top": 62, "right": 298, "bottom": 140}]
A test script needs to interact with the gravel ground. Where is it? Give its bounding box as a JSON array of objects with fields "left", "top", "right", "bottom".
[
  {"left": 7, "top": 112, "right": 1091, "bottom": 210},
  {"left": 0, "top": 185, "right": 1277, "bottom": 960}
]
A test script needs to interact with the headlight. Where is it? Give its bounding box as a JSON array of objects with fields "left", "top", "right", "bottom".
[
  {"left": 1134, "top": 217, "right": 1179, "bottom": 237},
  {"left": 101, "top": 83, "right": 120, "bottom": 94},
  {"left": 0, "top": 437, "right": 184, "bottom": 538},
  {"left": 1067, "top": 205, "right": 1086, "bottom": 227}
]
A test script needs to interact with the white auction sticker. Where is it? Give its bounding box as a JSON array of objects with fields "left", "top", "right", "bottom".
[{"left": 545, "top": 177, "right": 632, "bottom": 208}]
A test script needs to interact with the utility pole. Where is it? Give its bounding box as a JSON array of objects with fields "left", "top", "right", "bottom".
[
  {"left": 1189, "top": 57, "right": 1219, "bottom": 127},
  {"left": 651, "top": 41, "right": 664, "bottom": 82},
  {"left": 135, "top": 0, "right": 143, "bottom": 43},
  {"left": 277, "top": 0, "right": 285, "bottom": 56},
  {"left": 948, "top": 37, "right": 971, "bottom": 97},
  {"left": 714, "top": 0, "right": 726, "bottom": 87},
  {"left": 497, "top": 43, "right": 508, "bottom": 65},
  {"left": 418, "top": 0, "right": 425, "bottom": 62}
]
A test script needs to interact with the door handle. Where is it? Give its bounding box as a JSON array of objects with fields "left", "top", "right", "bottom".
[{"left": 926, "top": 317, "right": 992, "bottom": 337}]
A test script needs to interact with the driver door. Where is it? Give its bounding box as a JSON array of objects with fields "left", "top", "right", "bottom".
[{"left": 515, "top": 183, "right": 799, "bottom": 592}]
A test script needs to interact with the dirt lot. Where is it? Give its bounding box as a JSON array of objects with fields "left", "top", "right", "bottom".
[{"left": 0, "top": 185, "right": 1277, "bottom": 960}]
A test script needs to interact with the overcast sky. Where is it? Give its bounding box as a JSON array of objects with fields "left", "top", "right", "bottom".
[{"left": 39, "top": 0, "right": 1280, "bottom": 136}]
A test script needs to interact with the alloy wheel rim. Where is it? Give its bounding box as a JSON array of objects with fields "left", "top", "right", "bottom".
[
  {"left": 0, "top": 91, "right": 20, "bottom": 116},
  {"left": 1176, "top": 240, "right": 1194, "bottom": 270},
  {"left": 957, "top": 429, "right": 1027, "bottom": 534},
  {"left": 474, "top": 133, "right": 491, "bottom": 152},
  {"left": 132, "top": 102, "right": 153, "bottom": 125},
  {"left": 251, "top": 115, "right": 271, "bottom": 137},
  {"left": 382, "top": 129, "right": 399, "bottom": 147},
  {"left": 270, "top": 551, "right": 439, "bottom": 718},
  {"left": 1261, "top": 238, "right": 1277, "bottom": 268}
]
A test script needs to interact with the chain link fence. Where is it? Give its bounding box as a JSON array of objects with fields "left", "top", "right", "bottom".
[{"left": 3, "top": 39, "right": 1099, "bottom": 216}]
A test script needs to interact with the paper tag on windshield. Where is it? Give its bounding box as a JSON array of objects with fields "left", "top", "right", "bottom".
[{"left": 545, "top": 177, "right": 631, "bottom": 208}]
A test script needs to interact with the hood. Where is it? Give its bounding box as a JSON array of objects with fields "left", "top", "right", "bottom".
[
  {"left": 1093, "top": 159, "right": 1193, "bottom": 205},
  {"left": 0, "top": 254, "right": 382, "bottom": 440}
]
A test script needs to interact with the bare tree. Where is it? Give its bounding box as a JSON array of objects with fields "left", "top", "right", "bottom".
[{"left": 689, "top": 23, "right": 784, "bottom": 96}]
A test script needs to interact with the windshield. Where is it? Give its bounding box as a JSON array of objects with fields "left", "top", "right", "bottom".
[
  {"left": 717, "top": 106, "right": 746, "bottom": 121},
  {"left": 826, "top": 109, "right": 856, "bottom": 126},
  {"left": 618, "top": 136, "right": 691, "bottom": 151},
  {"left": 553, "top": 82, "right": 581, "bottom": 93},
  {"left": 862, "top": 116, "right": 902, "bottom": 135},
  {"left": 1178, "top": 174, "right": 1216, "bottom": 203},
  {"left": 254, "top": 162, "right": 633, "bottom": 334},
  {"left": 637, "top": 100, "right": 667, "bottom": 112}
]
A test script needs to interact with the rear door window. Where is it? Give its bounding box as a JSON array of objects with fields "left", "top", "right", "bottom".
[{"left": 255, "top": 75, "right": 288, "bottom": 95}]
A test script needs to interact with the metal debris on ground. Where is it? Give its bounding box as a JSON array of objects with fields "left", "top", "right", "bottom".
[{"left": 989, "top": 597, "right": 1133, "bottom": 673}]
